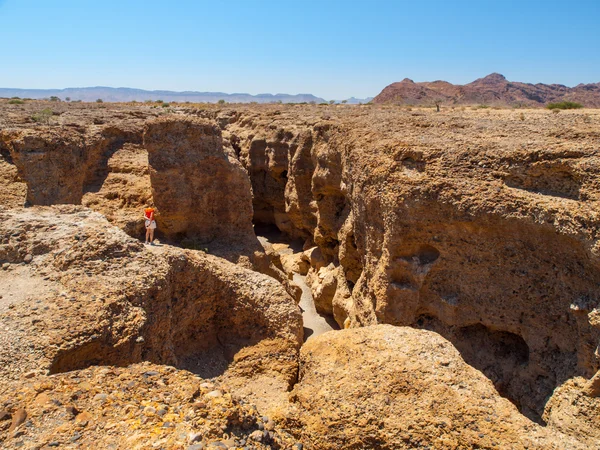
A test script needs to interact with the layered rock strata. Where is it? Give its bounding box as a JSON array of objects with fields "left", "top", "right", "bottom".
[{"left": 0, "top": 207, "right": 302, "bottom": 401}]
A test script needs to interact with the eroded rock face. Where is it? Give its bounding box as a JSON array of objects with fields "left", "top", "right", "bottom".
[
  {"left": 224, "top": 106, "right": 600, "bottom": 423},
  {"left": 0, "top": 207, "right": 302, "bottom": 405},
  {"left": 1, "top": 124, "right": 142, "bottom": 206},
  {"left": 543, "top": 375, "right": 600, "bottom": 448},
  {"left": 277, "top": 325, "right": 587, "bottom": 450},
  {"left": 144, "top": 117, "right": 255, "bottom": 244}
]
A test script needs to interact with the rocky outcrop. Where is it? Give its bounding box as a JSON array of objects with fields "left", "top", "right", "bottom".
[
  {"left": 144, "top": 117, "right": 255, "bottom": 244},
  {"left": 277, "top": 325, "right": 587, "bottom": 449},
  {"left": 0, "top": 207, "right": 302, "bottom": 406},
  {"left": 1, "top": 124, "right": 143, "bottom": 206},
  {"left": 223, "top": 105, "right": 600, "bottom": 425},
  {"left": 373, "top": 72, "right": 600, "bottom": 107}
]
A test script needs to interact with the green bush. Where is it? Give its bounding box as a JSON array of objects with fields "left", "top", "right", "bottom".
[
  {"left": 8, "top": 99, "right": 24, "bottom": 105},
  {"left": 32, "top": 108, "right": 53, "bottom": 124},
  {"left": 162, "top": 102, "right": 170, "bottom": 107},
  {"left": 547, "top": 101, "right": 583, "bottom": 110},
  {"left": 217, "top": 99, "right": 226, "bottom": 104},
  {"left": 96, "top": 99, "right": 103, "bottom": 103}
]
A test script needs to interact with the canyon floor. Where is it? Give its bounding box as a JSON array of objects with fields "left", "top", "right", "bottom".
[{"left": 0, "top": 100, "right": 599, "bottom": 449}]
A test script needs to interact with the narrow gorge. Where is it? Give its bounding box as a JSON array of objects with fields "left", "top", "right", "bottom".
[{"left": 1, "top": 100, "right": 599, "bottom": 449}]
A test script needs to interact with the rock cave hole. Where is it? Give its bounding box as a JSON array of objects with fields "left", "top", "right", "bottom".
[{"left": 413, "top": 315, "right": 548, "bottom": 423}]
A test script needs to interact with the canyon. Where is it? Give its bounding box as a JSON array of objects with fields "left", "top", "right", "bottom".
[{"left": 0, "top": 99, "right": 599, "bottom": 449}]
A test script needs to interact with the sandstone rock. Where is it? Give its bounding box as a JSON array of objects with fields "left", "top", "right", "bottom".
[
  {"left": 0, "top": 207, "right": 302, "bottom": 413},
  {"left": 144, "top": 116, "right": 254, "bottom": 244},
  {"left": 280, "top": 252, "right": 309, "bottom": 277},
  {"left": 543, "top": 376, "right": 600, "bottom": 448},
  {"left": 277, "top": 325, "right": 588, "bottom": 449},
  {"left": 8, "top": 408, "right": 26, "bottom": 433}
]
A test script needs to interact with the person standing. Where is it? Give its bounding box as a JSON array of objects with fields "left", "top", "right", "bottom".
[{"left": 144, "top": 207, "right": 157, "bottom": 245}]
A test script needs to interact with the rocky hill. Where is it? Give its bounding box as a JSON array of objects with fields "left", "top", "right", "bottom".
[
  {"left": 373, "top": 73, "right": 600, "bottom": 107},
  {"left": 1, "top": 99, "right": 599, "bottom": 448}
]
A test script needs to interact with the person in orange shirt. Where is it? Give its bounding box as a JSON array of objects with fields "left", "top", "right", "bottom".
[{"left": 144, "top": 207, "right": 157, "bottom": 245}]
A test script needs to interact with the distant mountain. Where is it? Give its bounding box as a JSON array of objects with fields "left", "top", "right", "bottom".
[
  {"left": 373, "top": 73, "right": 600, "bottom": 107},
  {"left": 341, "top": 97, "right": 373, "bottom": 104},
  {"left": 0, "top": 87, "right": 327, "bottom": 104}
]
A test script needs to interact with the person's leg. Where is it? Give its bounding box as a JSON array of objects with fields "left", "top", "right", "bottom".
[
  {"left": 145, "top": 227, "right": 150, "bottom": 244},
  {"left": 150, "top": 228, "right": 155, "bottom": 243}
]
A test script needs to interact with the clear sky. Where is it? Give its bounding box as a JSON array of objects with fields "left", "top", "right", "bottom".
[{"left": 1, "top": 0, "right": 598, "bottom": 99}]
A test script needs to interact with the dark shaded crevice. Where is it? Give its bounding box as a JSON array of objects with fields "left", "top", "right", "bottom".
[{"left": 413, "top": 314, "right": 570, "bottom": 424}]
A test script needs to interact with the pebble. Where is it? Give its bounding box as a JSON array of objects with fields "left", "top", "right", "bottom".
[
  {"left": 9, "top": 408, "right": 27, "bottom": 432},
  {"left": 293, "top": 444, "right": 303, "bottom": 450},
  {"left": 93, "top": 393, "right": 108, "bottom": 402},
  {"left": 189, "top": 432, "right": 203, "bottom": 443},
  {"left": 2, "top": 263, "right": 9, "bottom": 270},
  {"left": 143, "top": 406, "right": 156, "bottom": 416},
  {"left": 187, "top": 445, "right": 205, "bottom": 450},
  {"left": 23, "top": 254, "right": 33, "bottom": 264},
  {"left": 65, "top": 405, "right": 79, "bottom": 416},
  {"left": 204, "top": 390, "right": 223, "bottom": 399},
  {"left": 249, "top": 430, "right": 263, "bottom": 442}
]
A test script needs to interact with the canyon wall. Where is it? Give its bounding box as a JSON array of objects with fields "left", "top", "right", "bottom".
[{"left": 1, "top": 102, "right": 599, "bottom": 443}]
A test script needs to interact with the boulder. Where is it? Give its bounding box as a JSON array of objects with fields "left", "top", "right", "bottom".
[{"left": 277, "top": 325, "right": 587, "bottom": 449}]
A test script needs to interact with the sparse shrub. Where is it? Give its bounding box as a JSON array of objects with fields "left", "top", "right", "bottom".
[
  {"left": 65, "top": 97, "right": 71, "bottom": 102},
  {"left": 341, "top": 100, "right": 348, "bottom": 104},
  {"left": 519, "top": 112, "right": 525, "bottom": 121},
  {"left": 319, "top": 102, "right": 328, "bottom": 106},
  {"left": 155, "top": 100, "right": 163, "bottom": 103},
  {"left": 552, "top": 109, "right": 560, "bottom": 114},
  {"left": 434, "top": 100, "right": 442, "bottom": 112},
  {"left": 49, "top": 96, "right": 60, "bottom": 102},
  {"left": 31, "top": 108, "right": 53, "bottom": 125},
  {"left": 477, "top": 104, "right": 489, "bottom": 109},
  {"left": 96, "top": 99, "right": 103, "bottom": 103},
  {"left": 583, "top": 114, "right": 591, "bottom": 123},
  {"left": 329, "top": 100, "right": 335, "bottom": 105},
  {"left": 217, "top": 99, "right": 226, "bottom": 105},
  {"left": 162, "top": 102, "right": 170, "bottom": 107},
  {"left": 547, "top": 101, "right": 583, "bottom": 110},
  {"left": 10, "top": 96, "right": 21, "bottom": 99},
  {"left": 8, "top": 99, "right": 24, "bottom": 105}
]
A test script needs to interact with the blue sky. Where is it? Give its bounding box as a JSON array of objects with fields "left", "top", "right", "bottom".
[{"left": 0, "top": 0, "right": 598, "bottom": 99}]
